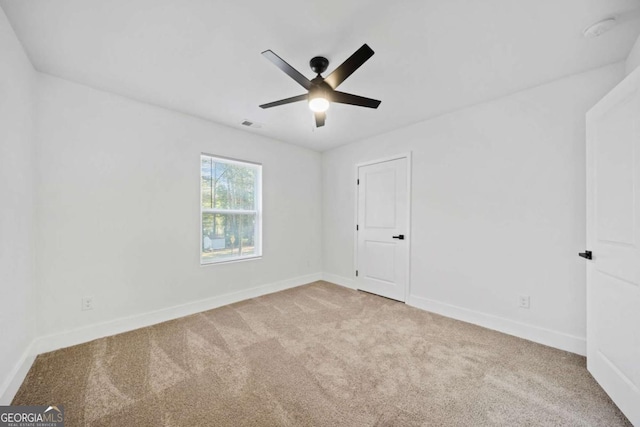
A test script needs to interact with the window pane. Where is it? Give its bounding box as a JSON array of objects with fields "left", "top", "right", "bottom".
[
  {"left": 202, "top": 213, "right": 257, "bottom": 262},
  {"left": 211, "top": 162, "right": 256, "bottom": 210},
  {"left": 201, "top": 157, "right": 212, "bottom": 209}
]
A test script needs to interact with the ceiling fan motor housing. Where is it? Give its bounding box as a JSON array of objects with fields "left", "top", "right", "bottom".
[
  {"left": 310, "top": 56, "right": 329, "bottom": 75},
  {"left": 308, "top": 79, "right": 332, "bottom": 107}
]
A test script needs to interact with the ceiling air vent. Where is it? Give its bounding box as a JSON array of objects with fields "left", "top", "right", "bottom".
[{"left": 241, "top": 120, "right": 262, "bottom": 129}]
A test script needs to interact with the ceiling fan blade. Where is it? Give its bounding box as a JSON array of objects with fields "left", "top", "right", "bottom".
[
  {"left": 323, "top": 44, "right": 374, "bottom": 90},
  {"left": 315, "top": 112, "right": 326, "bottom": 127},
  {"left": 259, "top": 94, "right": 308, "bottom": 109},
  {"left": 330, "top": 91, "right": 381, "bottom": 109},
  {"left": 262, "top": 50, "right": 312, "bottom": 90}
]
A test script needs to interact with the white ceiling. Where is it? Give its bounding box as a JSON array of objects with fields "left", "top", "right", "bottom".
[{"left": 2, "top": 0, "right": 640, "bottom": 151}]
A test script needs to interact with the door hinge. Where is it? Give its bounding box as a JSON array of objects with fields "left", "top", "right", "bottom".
[
  {"left": 356, "top": 224, "right": 359, "bottom": 231},
  {"left": 357, "top": 179, "right": 359, "bottom": 185},
  {"left": 355, "top": 270, "right": 359, "bottom": 277}
]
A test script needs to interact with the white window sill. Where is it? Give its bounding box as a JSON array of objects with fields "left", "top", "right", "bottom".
[{"left": 200, "top": 255, "right": 262, "bottom": 267}]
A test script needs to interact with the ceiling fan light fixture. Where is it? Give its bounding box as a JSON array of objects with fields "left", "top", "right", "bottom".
[{"left": 309, "top": 96, "right": 330, "bottom": 113}]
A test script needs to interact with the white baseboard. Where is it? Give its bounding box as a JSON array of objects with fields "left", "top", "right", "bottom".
[
  {"left": 32, "top": 272, "right": 323, "bottom": 356},
  {"left": 407, "top": 295, "right": 586, "bottom": 356},
  {"left": 0, "top": 342, "right": 37, "bottom": 405},
  {"left": 322, "top": 273, "right": 357, "bottom": 289}
]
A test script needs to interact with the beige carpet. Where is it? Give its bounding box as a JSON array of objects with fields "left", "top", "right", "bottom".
[{"left": 14, "top": 281, "right": 630, "bottom": 426}]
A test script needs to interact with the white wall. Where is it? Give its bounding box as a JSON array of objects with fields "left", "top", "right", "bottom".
[
  {"left": 322, "top": 63, "right": 625, "bottom": 354},
  {"left": 0, "top": 8, "right": 37, "bottom": 399},
  {"left": 34, "top": 74, "right": 322, "bottom": 340},
  {"left": 626, "top": 34, "right": 640, "bottom": 75}
]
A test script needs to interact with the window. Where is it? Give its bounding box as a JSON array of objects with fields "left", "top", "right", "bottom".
[{"left": 200, "top": 154, "right": 262, "bottom": 264}]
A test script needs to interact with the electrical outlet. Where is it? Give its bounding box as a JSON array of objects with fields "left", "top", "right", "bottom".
[
  {"left": 81, "top": 296, "right": 94, "bottom": 311},
  {"left": 519, "top": 295, "right": 530, "bottom": 309}
]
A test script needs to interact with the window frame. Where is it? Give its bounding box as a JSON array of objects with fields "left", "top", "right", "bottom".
[{"left": 199, "top": 154, "right": 263, "bottom": 265}]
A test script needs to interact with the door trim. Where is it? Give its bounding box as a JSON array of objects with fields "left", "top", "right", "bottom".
[{"left": 353, "top": 152, "right": 412, "bottom": 302}]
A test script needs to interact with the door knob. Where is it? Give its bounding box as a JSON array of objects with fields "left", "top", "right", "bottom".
[
  {"left": 392, "top": 235, "right": 405, "bottom": 240},
  {"left": 578, "top": 250, "right": 592, "bottom": 260}
]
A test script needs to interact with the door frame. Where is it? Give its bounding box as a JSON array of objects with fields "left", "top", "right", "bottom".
[{"left": 353, "top": 152, "right": 412, "bottom": 302}]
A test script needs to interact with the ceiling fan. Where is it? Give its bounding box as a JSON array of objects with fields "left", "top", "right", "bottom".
[{"left": 259, "top": 44, "right": 381, "bottom": 128}]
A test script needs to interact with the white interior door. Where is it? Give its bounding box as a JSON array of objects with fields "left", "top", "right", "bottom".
[
  {"left": 586, "top": 66, "right": 640, "bottom": 426},
  {"left": 356, "top": 156, "right": 410, "bottom": 302}
]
